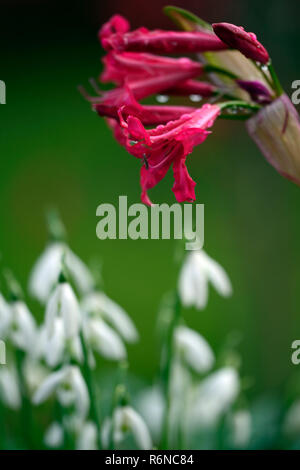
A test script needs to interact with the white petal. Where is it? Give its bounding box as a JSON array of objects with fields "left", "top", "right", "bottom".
[
  {"left": 76, "top": 421, "right": 98, "bottom": 450},
  {"left": 122, "top": 406, "right": 153, "bottom": 450},
  {"left": 23, "top": 358, "right": 49, "bottom": 394},
  {"left": 45, "top": 285, "right": 61, "bottom": 338},
  {"left": 66, "top": 248, "right": 94, "bottom": 295},
  {"left": 175, "top": 326, "right": 215, "bottom": 373},
  {"left": 136, "top": 387, "right": 164, "bottom": 442},
  {"left": 29, "top": 243, "right": 63, "bottom": 303},
  {"left": 33, "top": 367, "right": 68, "bottom": 405},
  {"left": 201, "top": 251, "right": 233, "bottom": 298},
  {"left": 82, "top": 292, "right": 138, "bottom": 343},
  {"left": 87, "top": 318, "right": 127, "bottom": 361},
  {"left": 231, "top": 410, "right": 251, "bottom": 447},
  {"left": 60, "top": 284, "right": 81, "bottom": 338},
  {"left": 0, "top": 293, "right": 11, "bottom": 338},
  {"left": 69, "top": 366, "right": 90, "bottom": 419},
  {"left": 44, "top": 318, "right": 65, "bottom": 367},
  {"left": 11, "top": 301, "right": 37, "bottom": 354},
  {"left": 189, "top": 367, "right": 240, "bottom": 428},
  {"left": 44, "top": 422, "right": 64, "bottom": 448},
  {"left": 0, "top": 367, "right": 21, "bottom": 410}
]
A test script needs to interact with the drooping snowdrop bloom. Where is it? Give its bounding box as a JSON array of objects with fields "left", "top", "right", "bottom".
[
  {"left": 33, "top": 365, "right": 90, "bottom": 419},
  {"left": 174, "top": 325, "right": 215, "bottom": 373},
  {"left": 39, "top": 319, "right": 82, "bottom": 368},
  {"left": 76, "top": 421, "right": 98, "bottom": 450},
  {"left": 45, "top": 280, "right": 81, "bottom": 340},
  {"left": 230, "top": 409, "right": 252, "bottom": 448},
  {"left": 187, "top": 367, "right": 240, "bottom": 429},
  {"left": 81, "top": 291, "right": 138, "bottom": 343},
  {"left": 83, "top": 317, "right": 127, "bottom": 361},
  {"left": 44, "top": 422, "right": 64, "bottom": 448},
  {"left": 136, "top": 386, "right": 164, "bottom": 443},
  {"left": 8, "top": 300, "right": 37, "bottom": 355},
  {"left": 29, "top": 242, "right": 94, "bottom": 303},
  {"left": 102, "top": 405, "right": 152, "bottom": 450},
  {"left": 178, "top": 249, "right": 232, "bottom": 310},
  {"left": 0, "top": 366, "right": 21, "bottom": 410},
  {"left": 23, "top": 357, "right": 49, "bottom": 394}
]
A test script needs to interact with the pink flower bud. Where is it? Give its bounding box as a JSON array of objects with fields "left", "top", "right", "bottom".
[
  {"left": 246, "top": 94, "right": 300, "bottom": 185},
  {"left": 212, "top": 22, "right": 269, "bottom": 64}
]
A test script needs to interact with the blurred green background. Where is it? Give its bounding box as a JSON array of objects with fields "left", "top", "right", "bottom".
[{"left": 1, "top": 0, "right": 300, "bottom": 400}]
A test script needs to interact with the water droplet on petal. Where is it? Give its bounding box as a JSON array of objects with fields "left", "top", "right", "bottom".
[
  {"left": 156, "top": 95, "right": 169, "bottom": 104},
  {"left": 189, "top": 94, "right": 203, "bottom": 103}
]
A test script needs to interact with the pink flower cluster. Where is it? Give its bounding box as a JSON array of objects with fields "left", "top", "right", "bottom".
[{"left": 83, "top": 13, "right": 271, "bottom": 204}]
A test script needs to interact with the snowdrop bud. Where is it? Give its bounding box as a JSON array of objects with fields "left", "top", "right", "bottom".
[
  {"left": 81, "top": 292, "right": 138, "bottom": 343},
  {"left": 85, "top": 318, "right": 127, "bottom": 361},
  {"left": 178, "top": 249, "right": 232, "bottom": 310},
  {"left": 188, "top": 367, "right": 240, "bottom": 428},
  {"left": 10, "top": 301, "right": 37, "bottom": 355},
  {"left": 44, "top": 422, "right": 64, "bottom": 448},
  {"left": 33, "top": 365, "right": 90, "bottom": 419},
  {"left": 230, "top": 410, "right": 252, "bottom": 448},
  {"left": 0, "top": 366, "right": 21, "bottom": 410},
  {"left": 76, "top": 421, "right": 98, "bottom": 450},
  {"left": 104, "top": 406, "right": 152, "bottom": 450},
  {"left": 29, "top": 242, "right": 94, "bottom": 304},
  {"left": 175, "top": 325, "right": 215, "bottom": 373},
  {"left": 45, "top": 283, "right": 81, "bottom": 339}
]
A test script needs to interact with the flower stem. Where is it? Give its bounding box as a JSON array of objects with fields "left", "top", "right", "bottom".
[
  {"left": 268, "top": 62, "right": 283, "bottom": 97},
  {"left": 79, "top": 331, "right": 102, "bottom": 449},
  {"left": 160, "top": 290, "right": 181, "bottom": 450}
]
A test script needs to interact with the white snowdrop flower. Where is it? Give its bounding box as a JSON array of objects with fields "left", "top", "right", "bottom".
[
  {"left": 9, "top": 301, "right": 37, "bottom": 355},
  {"left": 23, "top": 358, "right": 49, "bottom": 394},
  {"left": 76, "top": 421, "right": 98, "bottom": 450},
  {"left": 84, "top": 318, "right": 127, "bottom": 361},
  {"left": 81, "top": 292, "right": 138, "bottom": 343},
  {"left": 0, "top": 293, "right": 10, "bottom": 339},
  {"left": 33, "top": 365, "right": 90, "bottom": 419},
  {"left": 178, "top": 250, "right": 232, "bottom": 310},
  {"left": 29, "top": 242, "right": 94, "bottom": 304},
  {"left": 103, "top": 406, "right": 152, "bottom": 450},
  {"left": 45, "top": 282, "right": 81, "bottom": 339},
  {"left": 40, "top": 319, "right": 82, "bottom": 368},
  {"left": 284, "top": 400, "right": 300, "bottom": 436},
  {"left": 230, "top": 410, "right": 252, "bottom": 448},
  {"left": 44, "top": 422, "right": 64, "bottom": 448},
  {"left": 175, "top": 325, "right": 215, "bottom": 374},
  {"left": 136, "top": 387, "right": 164, "bottom": 442},
  {"left": 0, "top": 366, "right": 21, "bottom": 410},
  {"left": 187, "top": 367, "right": 240, "bottom": 429}
]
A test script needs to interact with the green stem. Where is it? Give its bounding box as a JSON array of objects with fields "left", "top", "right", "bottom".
[
  {"left": 203, "top": 64, "right": 238, "bottom": 80},
  {"left": 219, "top": 100, "right": 261, "bottom": 112},
  {"left": 160, "top": 291, "right": 181, "bottom": 450},
  {"left": 268, "top": 62, "right": 283, "bottom": 97},
  {"left": 79, "top": 332, "right": 102, "bottom": 449}
]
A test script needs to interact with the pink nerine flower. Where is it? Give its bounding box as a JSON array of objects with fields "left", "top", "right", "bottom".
[
  {"left": 118, "top": 104, "right": 221, "bottom": 205},
  {"left": 102, "top": 27, "right": 228, "bottom": 54},
  {"left": 99, "top": 14, "right": 130, "bottom": 41},
  {"left": 101, "top": 52, "right": 204, "bottom": 85},
  {"left": 212, "top": 22, "right": 269, "bottom": 64}
]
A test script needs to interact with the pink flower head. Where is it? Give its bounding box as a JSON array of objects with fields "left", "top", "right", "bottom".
[
  {"left": 102, "top": 27, "right": 228, "bottom": 54},
  {"left": 118, "top": 104, "right": 221, "bottom": 204},
  {"left": 212, "top": 22, "right": 269, "bottom": 64},
  {"left": 101, "top": 51, "right": 203, "bottom": 85},
  {"left": 98, "top": 14, "right": 130, "bottom": 42}
]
